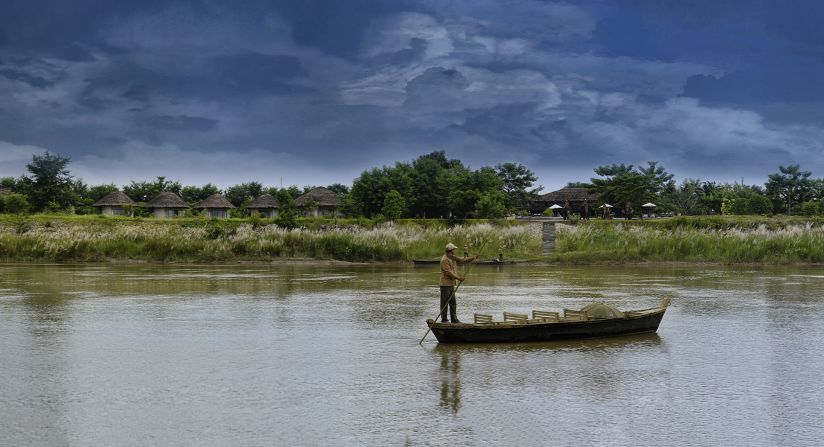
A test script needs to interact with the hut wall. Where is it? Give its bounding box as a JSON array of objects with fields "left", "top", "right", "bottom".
[
  {"left": 205, "top": 209, "right": 229, "bottom": 218},
  {"left": 102, "top": 206, "right": 133, "bottom": 217},
  {"left": 153, "top": 208, "right": 184, "bottom": 218}
]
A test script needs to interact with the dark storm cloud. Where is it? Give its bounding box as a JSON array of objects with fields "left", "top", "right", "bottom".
[{"left": 1, "top": 0, "right": 824, "bottom": 189}]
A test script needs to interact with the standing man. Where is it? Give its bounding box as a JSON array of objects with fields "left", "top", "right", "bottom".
[{"left": 439, "top": 242, "right": 478, "bottom": 323}]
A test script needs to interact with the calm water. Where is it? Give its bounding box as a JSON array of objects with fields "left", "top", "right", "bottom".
[{"left": 1, "top": 263, "right": 823, "bottom": 446}]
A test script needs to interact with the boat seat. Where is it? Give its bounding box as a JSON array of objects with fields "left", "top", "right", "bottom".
[
  {"left": 532, "top": 310, "right": 559, "bottom": 322},
  {"left": 503, "top": 312, "right": 528, "bottom": 323},
  {"left": 563, "top": 309, "right": 588, "bottom": 321},
  {"left": 474, "top": 313, "right": 494, "bottom": 324}
]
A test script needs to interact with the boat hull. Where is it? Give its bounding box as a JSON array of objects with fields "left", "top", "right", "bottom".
[{"left": 426, "top": 309, "right": 665, "bottom": 343}]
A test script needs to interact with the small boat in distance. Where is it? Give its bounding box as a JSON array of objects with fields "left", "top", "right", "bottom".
[
  {"left": 426, "top": 298, "right": 670, "bottom": 344},
  {"left": 412, "top": 259, "right": 505, "bottom": 266}
]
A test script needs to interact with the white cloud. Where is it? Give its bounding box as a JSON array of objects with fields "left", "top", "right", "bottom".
[{"left": 363, "top": 13, "right": 454, "bottom": 59}]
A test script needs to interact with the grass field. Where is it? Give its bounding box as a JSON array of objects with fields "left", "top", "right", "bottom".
[
  {"left": 0, "top": 215, "right": 541, "bottom": 262},
  {"left": 2, "top": 214, "right": 824, "bottom": 264}
]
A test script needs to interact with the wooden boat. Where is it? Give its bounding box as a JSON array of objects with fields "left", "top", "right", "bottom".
[
  {"left": 426, "top": 298, "right": 670, "bottom": 344},
  {"left": 413, "top": 259, "right": 505, "bottom": 266}
]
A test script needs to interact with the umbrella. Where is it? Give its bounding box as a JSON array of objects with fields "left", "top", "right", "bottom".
[
  {"left": 548, "top": 204, "right": 563, "bottom": 209},
  {"left": 598, "top": 204, "right": 613, "bottom": 208},
  {"left": 642, "top": 202, "right": 656, "bottom": 207}
]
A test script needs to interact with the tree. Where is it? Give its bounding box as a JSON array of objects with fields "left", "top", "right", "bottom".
[
  {"left": 124, "top": 176, "right": 182, "bottom": 203},
  {"left": 0, "top": 193, "right": 29, "bottom": 214},
  {"left": 410, "top": 151, "right": 454, "bottom": 218},
  {"left": 225, "top": 182, "right": 262, "bottom": 207},
  {"left": 350, "top": 163, "right": 414, "bottom": 217},
  {"left": 475, "top": 191, "right": 507, "bottom": 218},
  {"left": 801, "top": 201, "right": 821, "bottom": 216},
  {"left": 74, "top": 182, "right": 119, "bottom": 215},
  {"left": 327, "top": 183, "right": 350, "bottom": 195},
  {"left": 496, "top": 162, "right": 539, "bottom": 212},
  {"left": 381, "top": 190, "right": 406, "bottom": 220},
  {"left": 766, "top": 164, "right": 813, "bottom": 215},
  {"left": 589, "top": 161, "right": 674, "bottom": 218},
  {"left": 181, "top": 184, "right": 221, "bottom": 205},
  {"left": 661, "top": 179, "right": 703, "bottom": 215},
  {"left": 275, "top": 189, "right": 297, "bottom": 228},
  {"left": 22, "top": 151, "right": 75, "bottom": 212}
]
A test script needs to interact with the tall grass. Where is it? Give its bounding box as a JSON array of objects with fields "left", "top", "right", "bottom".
[
  {"left": 0, "top": 216, "right": 542, "bottom": 262},
  {"left": 555, "top": 220, "right": 824, "bottom": 263}
]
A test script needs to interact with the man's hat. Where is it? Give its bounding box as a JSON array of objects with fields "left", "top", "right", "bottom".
[{"left": 445, "top": 243, "right": 457, "bottom": 251}]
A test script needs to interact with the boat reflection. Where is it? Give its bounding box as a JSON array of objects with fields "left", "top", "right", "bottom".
[{"left": 432, "top": 332, "right": 663, "bottom": 353}]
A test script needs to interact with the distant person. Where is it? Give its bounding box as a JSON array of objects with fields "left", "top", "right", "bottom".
[{"left": 439, "top": 243, "right": 477, "bottom": 323}]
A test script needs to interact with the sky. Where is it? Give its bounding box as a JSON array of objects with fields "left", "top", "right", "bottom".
[{"left": 2, "top": 0, "right": 824, "bottom": 191}]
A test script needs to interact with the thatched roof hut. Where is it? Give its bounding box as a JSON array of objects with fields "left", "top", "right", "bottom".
[
  {"left": 146, "top": 191, "right": 189, "bottom": 208},
  {"left": 295, "top": 187, "right": 341, "bottom": 217},
  {"left": 295, "top": 187, "right": 340, "bottom": 207},
  {"left": 93, "top": 191, "right": 135, "bottom": 207},
  {"left": 246, "top": 194, "right": 278, "bottom": 209},
  {"left": 146, "top": 191, "right": 188, "bottom": 218},
  {"left": 194, "top": 194, "right": 235, "bottom": 209}
]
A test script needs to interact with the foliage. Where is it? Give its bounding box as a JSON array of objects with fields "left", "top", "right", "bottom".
[
  {"left": 123, "top": 176, "right": 182, "bottom": 202},
  {"left": 350, "top": 151, "right": 509, "bottom": 219},
  {"left": 475, "top": 191, "right": 507, "bottom": 218},
  {"left": 801, "top": 201, "right": 821, "bottom": 216},
  {"left": 21, "top": 151, "right": 76, "bottom": 212},
  {"left": 660, "top": 179, "right": 704, "bottom": 215},
  {"left": 0, "top": 217, "right": 540, "bottom": 262},
  {"left": 225, "top": 182, "right": 262, "bottom": 207},
  {"left": 589, "top": 161, "right": 674, "bottom": 218},
  {"left": 381, "top": 189, "right": 406, "bottom": 220},
  {"left": 275, "top": 189, "right": 297, "bottom": 228},
  {"left": 766, "top": 164, "right": 813, "bottom": 215},
  {"left": 0, "top": 193, "right": 30, "bottom": 214},
  {"left": 495, "top": 162, "right": 540, "bottom": 211},
  {"left": 181, "top": 183, "right": 221, "bottom": 205},
  {"left": 555, "top": 218, "right": 824, "bottom": 263}
]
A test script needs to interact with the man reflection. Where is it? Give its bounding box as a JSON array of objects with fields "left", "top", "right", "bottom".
[{"left": 438, "top": 348, "right": 461, "bottom": 414}]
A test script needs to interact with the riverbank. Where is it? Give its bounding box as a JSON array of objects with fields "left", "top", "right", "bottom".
[
  {"left": 0, "top": 215, "right": 540, "bottom": 263},
  {"left": 2, "top": 215, "right": 824, "bottom": 264}
]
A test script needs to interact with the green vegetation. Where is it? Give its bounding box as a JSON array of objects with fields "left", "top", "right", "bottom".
[
  {"left": 3, "top": 215, "right": 824, "bottom": 264},
  {"left": 0, "top": 215, "right": 540, "bottom": 263},
  {"left": 553, "top": 216, "right": 824, "bottom": 263}
]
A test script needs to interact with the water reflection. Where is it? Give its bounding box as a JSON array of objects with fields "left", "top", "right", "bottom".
[
  {"left": 2, "top": 264, "right": 824, "bottom": 445},
  {"left": 437, "top": 345, "right": 462, "bottom": 414}
]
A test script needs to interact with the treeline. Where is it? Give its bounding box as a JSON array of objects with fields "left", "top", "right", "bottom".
[
  {"left": 2, "top": 150, "right": 824, "bottom": 219},
  {"left": 0, "top": 152, "right": 348, "bottom": 217},
  {"left": 0, "top": 151, "right": 539, "bottom": 219},
  {"left": 346, "top": 151, "right": 538, "bottom": 219},
  {"left": 578, "top": 162, "right": 824, "bottom": 218}
]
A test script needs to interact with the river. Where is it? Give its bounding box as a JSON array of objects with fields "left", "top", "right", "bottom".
[{"left": 1, "top": 263, "right": 823, "bottom": 446}]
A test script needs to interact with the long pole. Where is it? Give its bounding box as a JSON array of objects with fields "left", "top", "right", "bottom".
[{"left": 419, "top": 240, "right": 489, "bottom": 345}]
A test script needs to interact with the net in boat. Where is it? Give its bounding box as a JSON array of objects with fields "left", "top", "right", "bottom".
[{"left": 580, "top": 302, "right": 625, "bottom": 319}]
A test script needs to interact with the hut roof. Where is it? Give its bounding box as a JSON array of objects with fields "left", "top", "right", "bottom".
[
  {"left": 0, "top": 187, "right": 11, "bottom": 196},
  {"left": 534, "top": 187, "right": 600, "bottom": 203},
  {"left": 295, "top": 187, "right": 340, "bottom": 207},
  {"left": 194, "top": 193, "right": 235, "bottom": 209},
  {"left": 246, "top": 194, "right": 278, "bottom": 209},
  {"left": 145, "top": 191, "right": 189, "bottom": 208},
  {"left": 93, "top": 191, "right": 135, "bottom": 207}
]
